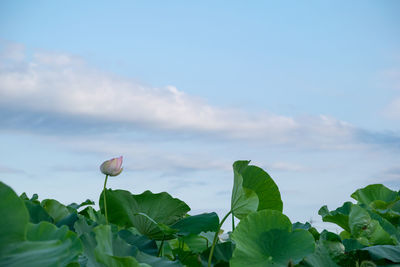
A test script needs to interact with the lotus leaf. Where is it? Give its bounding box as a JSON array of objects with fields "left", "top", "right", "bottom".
[
  {"left": 100, "top": 189, "right": 190, "bottom": 239},
  {"left": 230, "top": 210, "right": 315, "bottom": 267},
  {"left": 231, "top": 161, "right": 282, "bottom": 220}
]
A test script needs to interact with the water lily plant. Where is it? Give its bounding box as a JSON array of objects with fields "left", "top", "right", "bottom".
[{"left": 100, "top": 156, "right": 123, "bottom": 224}]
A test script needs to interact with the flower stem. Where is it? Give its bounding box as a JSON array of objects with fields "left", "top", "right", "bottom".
[
  {"left": 158, "top": 235, "right": 165, "bottom": 257},
  {"left": 103, "top": 174, "right": 109, "bottom": 224},
  {"left": 232, "top": 212, "right": 235, "bottom": 231},
  {"left": 208, "top": 210, "right": 232, "bottom": 267}
]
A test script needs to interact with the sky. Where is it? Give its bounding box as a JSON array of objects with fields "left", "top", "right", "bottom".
[{"left": 0, "top": 1, "right": 399, "bottom": 232}]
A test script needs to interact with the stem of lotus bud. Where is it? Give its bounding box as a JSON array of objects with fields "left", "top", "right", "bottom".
[
  {"left": 208, "top": 210, "right": 232, "bottom": 267},
  {"left": 103, "top": 174, "right": 109, "bottom": 224}
]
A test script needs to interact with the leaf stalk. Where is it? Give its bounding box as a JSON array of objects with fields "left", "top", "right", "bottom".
[{"left": 208, "top": 210, "right": 232, "bottom": 267}]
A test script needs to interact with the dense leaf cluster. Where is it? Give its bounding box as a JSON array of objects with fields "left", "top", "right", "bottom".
[{"left": 0, "top": 160, "right": 399, "bottom": 266}]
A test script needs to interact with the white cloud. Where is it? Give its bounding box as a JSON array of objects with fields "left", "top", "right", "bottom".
[
  {"left": 0, "top": 40, "right": 25, "bottom": 62},
  {"left": 0, "top": 42, "right": 362, "bottom": 147}
]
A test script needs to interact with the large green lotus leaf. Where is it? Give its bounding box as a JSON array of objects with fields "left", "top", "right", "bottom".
[
  {"left": 366, "top": 210, "right": 400, "bottom": 244},
  {"left": 352, "top": 184, "right": 400, "bottom": 227},
  {"left": 183, "top": 234, "right": 210, "bottom": 253},
  {"left": 118, "top": 229, "right": 158, "bottom": 256},
  {"left": 231, "top": 161, "right": 260, "bottom": 220},
  {"left": 74, "top": 214, "right": 119, "bottom": 267},
  {"left": 20, "top": 192, "right": 36, "bottom": 202},
  {"left": 1, "top": 185, "right": 81, "bottom": 265},
  {"left": 100, "top": 189, "right": 190, "bottom": 239},
  {"left": 41, "top": 199, "right": 71, "bottom": 223},
  {"left": 134, "top": 212, "right": 178, "bottom": 237},
  {"left": 0, "top": 241, "right": 74, "bottom": 267},
  {"left": 230, "top": 210, "right": 315, "bottom": 267},
  {"left": 349, "top": 205, "right": 393, "bottom": 246},
  {"left": 74, "top": 214, "right": 96, "bottom": 236},
  {"left": 112, "top": 231, "right": 140, "bottom": 258},
  {"left": 351, "top": 184, "right": 399, "bottom": 205},
  {"left": 335, "top": 250, "right": 371, "bottom": 267},
  {"left": 370, "top": 199, "right": 400, "bottom": 212},
  {"left": 135, "top": 251, "right": 182, "bottom": 267},
  {"left": 292, "top": 222, "right": 320, "bottom": 240},
  {"left": 0, "top": 221, "right": 83, "bottom": 267},
  {"left": 67, "top": 199, "right": 95, "bottom": 211},
  {"left": 127, "top": 190, "right": 190, "bottom": 227},
  {"left": 212, "top": 241, "right": 235, "bottom": 263},
  {"left": 0, "top": 181, "right": 29, "bottom": 252},
  {"left": 76, "top": 217, "right": 174, "bottom": 267},
  {"left": 231, "top": 161, "right": 282, "bottom": 220},
  {"left": 75, "top": 224, "right": 104, "bottom": 266},
  {"left": 20, "top": 192, "right": 53, "bottom": 224},
  {"left": 168, "top": 237, "right": 204, "bottom": 266},
  {"left": 362, "top": 245, "right": 400, "bottom": 263},
  {"left": 300, "top": 240, "right": 341, "bottom": 267},
  {"left": 202, "top": 241, "right": 235, "bottom": 266},
  {"left": 75, "top": 215, "right": 140, "bottom": 267},
  {"left": 93, "top": 224, "right": 143, "bottom": 267},
  {"left": 339, "top": 230, "right": 351, "bottom": 240},
  {"left": 318, "top": 202, "right": 352, "bottom": 232},
  {"left": 183, "top": 232, "right": 216, "bottom": 255},
  {"left": 370, "top": 199, "right": 400, "bottom": 226},
  {"left": 171, "top": 212, "right": 219, "bottom": 236},
  {"left": 241, "top": 164, "right": 283, "bottom": 212},
  {"left": 170, "top": 244, "right": 202, "bottom": 267},
  {"left": 27, "top": 222, "right": 77, "bottom": 243},
  {"left": 79, "top": 206, "right": 106, "bottom": 225},
  {"left": 27, "top": 222, "right": 82, "bottom": 263},
  {"left": 23, "top": 199, "right": 53, "bottom": 224},
  {"left": 342, "top": 238, "right": 366, "bottom": 252},
  {"left": 317, "top": 231, "right": 345, "bottom": 259},
  {"left": 56, "top": 212, "right": 79, "bottom": 231},
  {"left": 292, "top": 222, "right": 313, "bottom": 230},
  {"left": 391, "top": 200, "right": 400, "bottom": 214},
  {"left": 99, "top": 189, "right": 135, "bottom": 227},
  {"left": 94, "top": 226, "right": 161, "bottom": 267}
]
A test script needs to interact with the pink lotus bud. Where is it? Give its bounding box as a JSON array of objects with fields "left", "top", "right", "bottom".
[{"left": 100, "top": 156, "right": 123, "bottom": 176}]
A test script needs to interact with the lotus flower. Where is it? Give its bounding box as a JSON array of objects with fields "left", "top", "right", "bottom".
[{"left": 100, "top": 156, "right": 123, "bottom": 176}]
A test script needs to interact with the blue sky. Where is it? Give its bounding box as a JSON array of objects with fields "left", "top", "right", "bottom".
[{"left": 0, "top": 1, "right": 399, "bottom": 231}]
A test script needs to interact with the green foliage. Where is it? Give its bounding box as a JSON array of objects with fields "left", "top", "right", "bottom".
[
  {"left": 92, "top": 224, "right": 142, "bottom": 267},
  {"left": 230, "top": 210, "right": 315, "bottom": 266},
  {"left": 0, "top": 182, "right": 83, "bottom": 267},
  {"left": 0, "top": 182, "right": 29, "bottom": 251},
  {"left": 1, "top": 162, "right": 399, "bottom": 266},
  {"left": 231, "top": 160, "right": 283, "bottom": 220},
  {"left": 349, "top": 205, "right": 393, "bottom": 246},
  {"left": 20, "top": 193, "right": 53, "bottom": 224},
  {"left": 352, "top": 184, "right": 400, "bottom": 226},
  {"left": 301, "top": 231, "right": 343, "bottom": 267},
  {"left": 362, "top": 245, "right": 400, "bottom": 262},
  {"left": 319, "top": 201, "right": 352, "bottom": 232},
  {"left": 351, "top": 184, "right": 399, "bottom": 205},
  {"left": 41, "top": 199, "right": 71, "bottom": 223},
  {"left": 292, "top": 222, "right": 320, "bottom": 240},
  {"left": 100, "top": 189, "right": 190, "bottom": 240},
  {"left": 317, "top": 184, "right": 400, "bottom": 266},
  {"left": 171, "top": 212, "right": 219, "bottom": 236}
]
